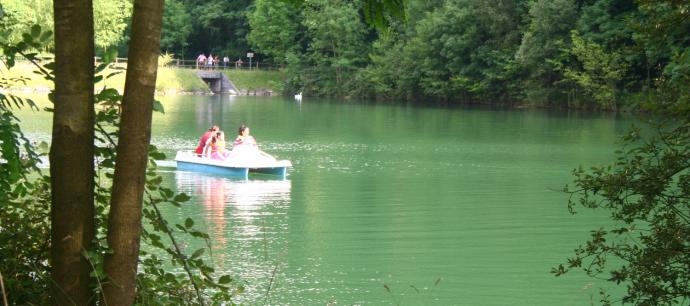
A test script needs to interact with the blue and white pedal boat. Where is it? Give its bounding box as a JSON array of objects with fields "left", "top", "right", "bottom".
[{"left": 174, "top": 151, "right": 292, "bottom": 179}]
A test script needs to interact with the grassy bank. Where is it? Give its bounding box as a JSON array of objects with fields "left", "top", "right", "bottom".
[
  {"left": 2, "top": 62, "right": 284, "bottom": 94},
  {"left": 222, "top": 69, "right": 285, "bottom": 92}
]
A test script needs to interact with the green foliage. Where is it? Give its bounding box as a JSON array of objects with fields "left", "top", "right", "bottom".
[
  {"left": 158, "top": 52, "right": 175, "bottom": 67},
  {"left": 0, "top": 25, "right": 53, "bottom": 305},
  {"left": 93, "top": 0, "right": 132, "bottom": 50},
  {"left": 561, "top": 31, "right": 628, "bottom": 111},
  {"left": 556, "top": 119, "right": 690, "bottom": 305},
  {"left": 291, "top": 0, "right": 370, "bottom": 97},
  {"left": 247, "top": 0, "right": 300, "bottom": 66},
  {"left": 361, "top": 0, "right": 406, "bottom": 29},
  {"left": 576, "top": 0, "right": 636, "bottom": 48},
  {"left": 222, "top": 69, "right": 285, "bottom": 92},
  {"left": 354, "top": 30, "right": 408, "bottom": 99},
  {"left": 384, "top": 0, "right": 524, "bottom": 102},
  {"left": 0, "top": 94, "right": 50, "bottom": 304},
  {"left": 0, "top": 0, "right": 131, "bottom": 51},
  {"left": 0, "top": 0, "right": 53, "bottom": 47},
  {"left": 92, "top": 52, "right": 241, "bottom": 306},
  {"left": 161, "top": 0, "right": 193, "bottom": 55},
  {"left": 516, "top": 0, "right": 577, "bottom": 105},
  {"left": 185, "top": 0, "right": 253, "bottom": 57},
  {"left": 556, "top": 2, "right": 690, "bottom": 304},
  {"left": 0, "top": 26, "right": 240, "bottom": 304}
]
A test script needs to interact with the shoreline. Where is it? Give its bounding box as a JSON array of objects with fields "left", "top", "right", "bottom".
[
  {"left": 2, "top": 63, "right": 284, "bottom": 97},
  {"left": 1, "top": 86, "right": 277, "bottom": 97}
]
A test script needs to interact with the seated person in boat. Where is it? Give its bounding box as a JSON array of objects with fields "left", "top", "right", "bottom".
[
  {"left": 195, "top": 125, "right": 218, "bottom": 155},
  {"left": 228, "top": 124, "right": 276, "bottom": 164},
  {"left": 203, "top": 131, "right": 230, "bottom": 160},
  {"left": 233, "top": 124, "right": 258, "bottom": 148}
]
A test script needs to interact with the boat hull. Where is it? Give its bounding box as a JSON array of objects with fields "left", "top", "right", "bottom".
[
  {"left": 177, "top": 160, "right": 251, "bottom": 178},
  {"left": 174, "top": 151, "right": 290, "bottom": 179}
]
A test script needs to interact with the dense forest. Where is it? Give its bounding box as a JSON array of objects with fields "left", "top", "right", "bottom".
[{"left": 2, "top": 0, "right": 689, "bottom": 108}]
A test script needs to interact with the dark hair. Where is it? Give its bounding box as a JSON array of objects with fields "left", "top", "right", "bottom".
[{"left": 238, "top": 124, "right": 248, "bottom": 135}]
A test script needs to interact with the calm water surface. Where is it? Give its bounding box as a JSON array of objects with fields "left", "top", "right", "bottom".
[{"left": 18, "top": 95, "right": 632, "bottom": 305}]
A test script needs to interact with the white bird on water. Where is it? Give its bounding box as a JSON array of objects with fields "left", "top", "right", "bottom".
[{"left": 294, "top": 92, "right": 302, "bottom": 101}]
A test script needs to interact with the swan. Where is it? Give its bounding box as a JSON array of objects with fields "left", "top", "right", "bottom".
[{"left": 294, "top": 92, "right": 302, "bottom": 100}]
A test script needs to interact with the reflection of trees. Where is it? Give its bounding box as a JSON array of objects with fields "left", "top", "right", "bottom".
[
  {"left": 174, "top": 171, "right": 292, "bottom": 302},
  {"left": 194, "top": 94, "right": 236, "bottom": 131}
]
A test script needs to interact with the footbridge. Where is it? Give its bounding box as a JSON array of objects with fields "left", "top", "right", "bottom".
[{"left": 196, "top": 71, "right": 239, "bottom": 94}]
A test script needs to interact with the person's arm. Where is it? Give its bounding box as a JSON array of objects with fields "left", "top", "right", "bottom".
[
  {"left": 248, "top": 136, "right": 258, "bottom": 147},
  {"left": 203, "top": 137, "right": 213, "bottom": 157},
  {"left": 202, "top": 144, "right": 209, "bottom": 157}
]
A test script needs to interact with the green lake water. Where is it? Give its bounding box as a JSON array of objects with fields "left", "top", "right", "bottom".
[{"left": 17, "top": 95, "right": 633, "bottom": 305}]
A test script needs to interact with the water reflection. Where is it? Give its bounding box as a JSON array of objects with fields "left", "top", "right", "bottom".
[
  {"left": 193, "top": 94, "right": 237, "bottom": 131},
  {"left": 174, "top": 171, "right": 292, "bottom": 302}
]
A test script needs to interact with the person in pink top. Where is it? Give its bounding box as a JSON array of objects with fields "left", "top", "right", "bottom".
[
  {"left": 195, "top": 125, "right": 218, "bottom": 155},
  {"left": 204, "top": 131, "right": 230, "bottom": 160},
  {"left": 196, "top": 54, "right": 207, "bottom": 69}
]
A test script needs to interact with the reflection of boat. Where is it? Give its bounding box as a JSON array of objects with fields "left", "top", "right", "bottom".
[
  {"left": 176, "top": 171, "right": 292, "bottom": 205},
  {"left": 175, "top": 171, "right": 292, "bottom": 223},
  {"left": 175, "top": 171, "right": 291, "bottom": 302},
  {"left": 175, "top": 151, "right": 292, "bottom": 179}
]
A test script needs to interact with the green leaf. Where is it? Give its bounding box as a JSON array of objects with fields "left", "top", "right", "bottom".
[
  {"left": 173, "top": 193, "right": 190, "bottom": 203},
  {"left": 149, "top": 151, "right": 165, "bottom": 160},
  {"left": 22, "top": 33, "right": 33, "bottom": 44},
  {"left": 96, "top": 88, "right": 121, "bottom": 103},
  {"left": 160, "top": 187, "right": 174, "bottom": 198},
  {"left": 191, "top": 248, "right": 205, "bottom": 259},
  {"left": 30, "top": 25, "right": 41, "bottom": 38},
  {"left": 184, "top": 217, "right": 194, "bottom": 229},
  {"left": 218, "top": 275, "right": 232, "bottom": 284},
  {"left": 149, "top": 176, "right": 163, "bottom": 185},
  {"left": 40, "top": 31, "right": 53, "bottom": 43},
  {"left": 152, "top": 100, "right": 165, "bottom": 114}
]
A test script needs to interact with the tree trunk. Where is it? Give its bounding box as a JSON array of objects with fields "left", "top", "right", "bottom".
[
  {"left": 50, "top": 0, "right": 96, "bottom": 304},
  {"left": 101, "top": 0, "right": 164, "bottom": 304}
]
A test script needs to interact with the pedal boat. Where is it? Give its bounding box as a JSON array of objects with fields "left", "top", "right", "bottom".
[{"left": 174, "top": 151, "right": 291, "bottom": 179}]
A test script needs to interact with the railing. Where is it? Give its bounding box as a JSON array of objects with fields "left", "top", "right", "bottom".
[
  {"left": 111, "top": 57, "right": 278, "bottom": 70},
  {"left": 7, "top": 56, "right": 280, "bottom": 71}
]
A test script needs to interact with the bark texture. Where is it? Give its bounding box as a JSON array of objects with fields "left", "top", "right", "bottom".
[
  {"left": 50, "top": 0, "right": 95, "bottom": 304},
  {"left": 101, "top": 0, "right": 164, "bottom": 304}
]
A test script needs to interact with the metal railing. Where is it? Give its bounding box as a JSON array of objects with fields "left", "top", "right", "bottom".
[
  {"left": 113, "top": 57, "right": 278, "bottom": 70},
  {"left": 7, "top": 55, "right": 280, "bottom": 71}
]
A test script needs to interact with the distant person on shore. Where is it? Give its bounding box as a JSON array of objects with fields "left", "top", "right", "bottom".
[
  {"left": 235, "top": 58, "right": 243, "bottom": 69},
  {"left": 213, "top": 55, "right": 220, "bottom": 68},
  {"left": 196, "top": 54, "right": 207, "bottom": 70},
  {"left": 206, "top": 53, "right": 214, "bottom": 69},
  {"left": 195, "top": 125, "right": 218, "bottom": 155},
  {"left": 223, "top": 56, "right": 229, "bottom": 68}
]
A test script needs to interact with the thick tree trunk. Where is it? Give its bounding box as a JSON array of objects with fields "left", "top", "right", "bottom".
[
  {"left": 101, "top": 0, "right": 164, "bottom": 304},
  {"left": 50, "top": 0, "right": 95, "bottom": 305}
]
